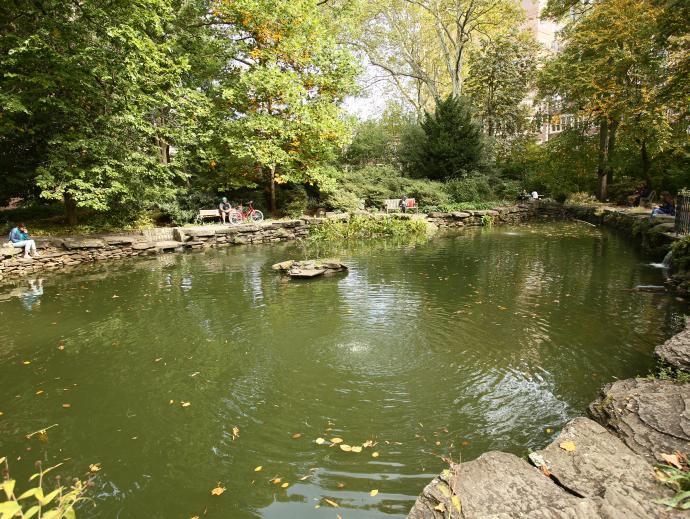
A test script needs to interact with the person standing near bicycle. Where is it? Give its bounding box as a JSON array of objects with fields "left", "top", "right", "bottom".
[{"left": 218, "top": 197, "right": 233, "bottom": 223}]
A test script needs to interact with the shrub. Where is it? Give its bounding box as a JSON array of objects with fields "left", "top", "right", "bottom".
[
  {"left": 565, "top": 192, "right": 599, "bottom": 205},
  {"left": 309, "top": 215, "right": 428, "bottom": 241},
  {"left": 444, "top": 176, "right": 494, "bottom": 203}
]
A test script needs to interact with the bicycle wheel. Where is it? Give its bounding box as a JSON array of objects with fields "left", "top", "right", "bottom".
[
  {"left": 250, "top": 210, "right": 264, "bottom": 222},
  {"left": 229, "top": 211, "right": 242, "bottom": 225}
]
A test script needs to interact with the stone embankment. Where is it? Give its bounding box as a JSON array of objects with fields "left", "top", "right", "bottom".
[
  {"left": 408, "top": 326, "right": 690, "bottom": 518},
  {"left": 0, "top": 205, "right": 540, "bottom": 283}
]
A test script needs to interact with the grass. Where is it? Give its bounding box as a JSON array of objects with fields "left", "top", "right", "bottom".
[
  {"left": 647, "top": 361, "right": 690, "bottom": 383},
  {"left": 308, "top": 215, "right": 429, "bottom": 242},
  {"left": 655, "top": 453, "right": 690, "bottom": 510}
]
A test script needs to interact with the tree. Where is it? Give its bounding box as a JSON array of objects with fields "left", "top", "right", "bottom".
[
  {"left": 211, "top": 0, "right": 358, "bottom": 213},
  {"left": 350, "top": 0, "right": 522, "bottom": 115},
  {"left": 410, "top": 95, "right": 484, "bottom": 179},
  {"left": 538, "top": 0, "right": 674, "bottom": 200},
  {"left": 465, "top": 30, "right": 539, "bottom": 138},
  {"left": 0, "top": 0, "right": 216, "bottom": 223}
]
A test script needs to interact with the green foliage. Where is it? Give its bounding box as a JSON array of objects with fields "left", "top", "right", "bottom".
[
  {"left": 565, "top": 192, "right": 599, "bottom": 205},
  {"left": 409, "top": 96, "right": 485, "bottom": 180},
  {"left": 344, "top": 121, "right": 396, "bottom": 166},
  {"left": 324, "top": 166, "right": 450, "bottom": 211},
  {"left": 655, "top": 458, "right": 690, "bottom": 510},
  {"left": 0, "top": 457, "right": 89, "bottom": 518},
  {"left": 444, "top": 176, "right": 494, "bottom": 204},
  {"left": 420, "top": 201, "right": 501, "bottom": 212},
  {"left": 309, "top": 215, "right": 428, "bottom": 241},
  {"left": 466, "top": 30, "right": 539, "bottom": 137}
]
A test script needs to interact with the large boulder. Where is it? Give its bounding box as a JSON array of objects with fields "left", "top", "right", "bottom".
[
  {"left": 655, "top": 323, "right": 690, "bottom": 370},
  {"left": 588, "top": 378, "right": 690, "bottom": 462}
]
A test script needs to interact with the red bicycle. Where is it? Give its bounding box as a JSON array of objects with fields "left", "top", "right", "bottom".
[{"left": 229, "top": 201, "right": 264, "bottom": 224}]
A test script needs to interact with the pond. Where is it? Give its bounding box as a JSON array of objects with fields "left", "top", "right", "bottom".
[{"left": 0, "top": 222, "right": 684, "bottom": 518}]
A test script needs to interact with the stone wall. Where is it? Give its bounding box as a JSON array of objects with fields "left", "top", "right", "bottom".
[{"left": 0, "top": 204, "right": 544, "bottom": 284}]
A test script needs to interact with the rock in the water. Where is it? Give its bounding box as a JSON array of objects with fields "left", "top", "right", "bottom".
[
  {"left": 288, "top": 267, "right": 326, "bottom": 278},
  {"left": 531, "top": 417, "right": 677, "bottom": 517},
  {"left": 588, "top": 378, "right": 690, "bottom": 462},
  {"left": 655, "top": 322, "right": 690, "bottom": 370},
  {"left": 271, "top": 260, "right": 294, "bottom": 271}
]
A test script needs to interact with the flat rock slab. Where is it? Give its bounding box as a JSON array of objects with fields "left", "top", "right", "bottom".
[
  {"left": 408, "top": 451, "right": 593, "bottom": 519},
  {"left": 288, "top": 268, "right": 326, "bottom": 278},
  {"left": 655, "top": 322, "right": 690, "bottom": 370},
  {"left": 131, "top": 242, "right": 156, "bottom": 250},
  {"left": 0, "top": 246, "right": 22, "bottom": 257},
  {"left": 531, "top": 417, "right": 677, "bottom": 517},
  {"left": 155, "top": 241, "right": 184, "bottom": 251},
  {"left": 588, "top": 378, "right": 690, "bottom": 462},
  {"left": 62, "top": 239, "right": 106, "bottom": 249}
]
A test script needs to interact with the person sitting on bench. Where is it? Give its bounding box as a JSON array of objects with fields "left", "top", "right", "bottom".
[{"left": 218, "top": 197, "right": 232, "bottom": 223}]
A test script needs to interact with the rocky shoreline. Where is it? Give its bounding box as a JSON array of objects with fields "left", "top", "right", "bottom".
[
  {"left": 407, "top": 322, "right": 690, "bottom": 518},
  {"left": 0, "top": 204, "right": 542, "bottom": 283}
]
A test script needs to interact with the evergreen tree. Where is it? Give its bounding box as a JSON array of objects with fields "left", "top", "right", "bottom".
[{"left": 411, "top": 96, "right": 484, "bottom": 180}]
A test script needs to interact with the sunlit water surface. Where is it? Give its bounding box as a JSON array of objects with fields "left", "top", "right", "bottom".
[{"left": 0, "top": 222, "right": 684, "bottom": 518}]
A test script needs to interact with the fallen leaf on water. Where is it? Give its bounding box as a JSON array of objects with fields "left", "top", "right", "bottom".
[
  {"left": 254, "top": 466, "right": 263, "bottom": 472},
  {"left": 23, "top": 361, "right": 31, "bottom": 365},
  {"left": 371, "top": 452, "right": 380, "bottom": 458},
  {"left": 545, "top": 428, "right": 553, "bottom": 434},
  {"left": 211, "top": 485, "right": 225, "bottom": 496},
  {"left": 181, "top": 402, "right": 191, "bottom": 407},
  {"left": 339, "top": 444, "right": 352, "bottom": 452},
  {"left": 351, "top": 446, "right": 362, "bottom": 453},
  {"left": 362, "top": 440, "right": 375, "bottom": 448},
  {"left": 461, "top": 440, "right": 470, "bottom": 446},
  {"left": 559, "top": 440, "right": 576, "bottom": 452},
  {"left": 292, "top": 433, "right": 302, "bottom": 439},
  {"left": 370, "top": 489, "right": 379, "bottom": 497},
  {"left": 281, "top": 482, "right": 289, "bottom": 488},
  {"left": 660, "top": 453, "right": 683, "bottom": 469},
  {"left": 169, "top": 400, "right": 174, "bottom": 404},
  {"left": 337, "top": 482, "right": 346, "bottom": 488},
  {"left": 330, "top": 437, "right": 343, "bottom": 444},
  {"left": 324, "top": 499, "right": 339, "bottom": 508},
  {"left": 154, "top": 358, "right": 162, "bottom": 362},
  {"left": 191, "top": 516, "right": 199, "bottom": 519},
  {"left": 435, "top": 441, "right": 441, "bottom": 446},
  {"left": 434, "top": 502, "right": 446, "bottom": 512},
  {"left": 315, "top": 437, "right": 326, "bottom": 445},
  {"left": 232, "top": 426, "right": 240, "bottom": 440},
  {"left": 270, "top": 477, "right": 282, "bottom": 484},
  {"left": 62, "top": 404, "right": 71, "bottom": 408},
  {"left": 36, "top": 390, "right": 44, "bottom": 395},
  {"left": 89, "top": 463, "right": 102, "bottom": 473},
  {"left": 57, "top": 341, "right": 65, "bottom": 351}
]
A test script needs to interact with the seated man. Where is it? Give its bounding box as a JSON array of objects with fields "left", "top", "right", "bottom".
[
  {"left": 8, "top": 223, "right": 39, "bottom": 259},
  {"left": 399, "top": 196, "right": 408, "bottom": 213},
  {"left": 628, "top": 184, "right": 650, "bottom": 207},
  {"left": 651, "top": 191, "right": 675, "bottom": 218},
  {"left": 218, "top": 197, "right": 232, "bottom": 223}
]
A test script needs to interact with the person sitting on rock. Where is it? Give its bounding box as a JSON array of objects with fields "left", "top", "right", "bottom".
[
  {"left": 651, "top": 191, "right": 675, "bottom": 219},
  {"left": 218, "top": 197, "right": 233, "bottom": 223},
  {"left": 8, "top": 223, "right": 39, "bottom": 259}
]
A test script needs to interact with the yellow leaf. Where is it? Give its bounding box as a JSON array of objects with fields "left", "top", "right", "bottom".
[
  {"left": 351, "top": 446, "right": 362, "bottom": 453},
  {"left": 271, "top": 477, "right": 282, "bottom": 484},
  {"left": 89, "top": 463, "right": 101, "bottom": 473},
  {"left": 315, "top": 437, "right": 326, "bottom": 444},
  {"left": 559, "top": 440, "right": 576, "bottom": 452},
  {"left": 362, "top": 440, "right": 374, "bottom": 448},
  {"left": 181, "top": 402, "right": 191, "bottom": 407},
  {"left": 451, "top": 495, "right": 462, "bottom": 512},
  {"left": 281, "top": 482, "right": 289, "bottom": 488},
  {"left": 211, "top": 485, "right": 225, "bottom": 496},
  {"left": 330, "top": 437, "right": 343, "bottom": 444},
  {"left": 339, "top": 444, "right": 352, "bottom": 452},
  {"left": 292, "top": 433, "right": 302, "bottom": 439},
  {"left": 232, "top": 426, "right": 240, "bottom": 440},
  {"left": 23, "top": 361, "right": 31, "bottom": 365},
  {"left": 660, "top": 453, "right": 682, "bottom": 469},
  {"left": 254, "top": 466, "right": 263, "bottom": 472},
  {"left": 35, "top": 390, "right": 44, "bottom": 395},
  {"left": 371, "top": 452, "right": 380, "bottom": 458},
  {"left": 546, "top": 428, "right": 553, "bottom": 433},
  {"left": 434, "top": 502, "right": 446, "bottom": 512},
  {"left": 62, "top": 403, "right": 71, "bottom": 409},
  {"left": 324, "top": 498, "right": 339, "bottom": 508},
  {"left": 370, "top": 489, "right": 378, "bottom": 497}
]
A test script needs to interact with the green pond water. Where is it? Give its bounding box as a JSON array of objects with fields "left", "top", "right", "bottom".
[{"left": 0, "top": 222, "right": 685, "bottom": 518}]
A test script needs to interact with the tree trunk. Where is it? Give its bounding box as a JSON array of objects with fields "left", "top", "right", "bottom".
[
  {"left": 596, "top": 118, "right": 609, "bottom": 201},
  {"left": 269, "top": 166, "right": 276, "bottom": 215},
  {"left": 64, "top": 192, "right": 78, "bottom": 225},
  {"left": 641, "top": 139, "right": 652, "bottom": 187},
  {"left": 605, "top": 118, "right": 619, "bottom": 186}
]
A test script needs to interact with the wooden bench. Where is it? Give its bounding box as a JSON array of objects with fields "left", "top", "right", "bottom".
[
  {"left": 384, "top": 199, "right": 402, "bottom": 213},
  {"left": 404, "top": 198, "right": 419, "bottom": 212},
  {"left": 195, "top": 209, "right": 220, "bottom": 224}
]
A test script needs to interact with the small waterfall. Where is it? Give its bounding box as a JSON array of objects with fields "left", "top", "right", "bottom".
[{"left": 662, "top": 250, "right": 673, "bottom": 268}]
